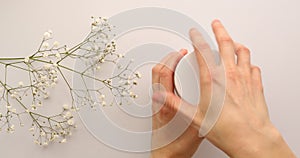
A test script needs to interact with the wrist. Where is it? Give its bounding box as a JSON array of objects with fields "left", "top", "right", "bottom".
[{"left": 230, "top": 124, "right": 295, "bottom": 158}]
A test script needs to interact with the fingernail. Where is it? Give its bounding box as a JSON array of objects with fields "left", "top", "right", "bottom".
[
  {"left": 212, "top": 19, "right": 221, "bottom": 25},
  {"left": 152, "top": 92, "right": 165, "bottom": 104}
]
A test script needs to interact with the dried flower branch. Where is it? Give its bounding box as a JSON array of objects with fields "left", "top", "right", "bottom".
[{"left": 0, "top": 17, "right": 140, "bottom": 146}]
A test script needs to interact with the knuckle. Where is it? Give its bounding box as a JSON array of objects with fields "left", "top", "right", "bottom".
[
  {"left": 159, "top": 68, "right": 172, "bottom": 78},
  {"left": 198, "top": 42, "right": 211, "bottom": 50},
  {"left": 152, "top": 66, "right": 161, "bottom": 75},
  {"left": 237, "top": 46, "right": 250, "bottom": 55},
  {"left": 226, "top": 68, "right": 238, "bottom": 80},
  {"left": 219, "top": 36, "right": 233, "bottom": 44}
]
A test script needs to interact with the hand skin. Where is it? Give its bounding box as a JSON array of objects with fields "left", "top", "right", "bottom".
[
  {"left": 151, "top": 49, "right": 203, "bottom": 158},
  {"left": 150, "top": 20, "right": 296, "bottom": 158}
]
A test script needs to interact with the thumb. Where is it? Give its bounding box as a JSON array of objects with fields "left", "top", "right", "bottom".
[{"left": 152, "top": 92, "right": 202, "bottom": 130}]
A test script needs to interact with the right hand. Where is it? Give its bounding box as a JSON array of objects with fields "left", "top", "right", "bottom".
[{"left": 155, "top": 20, "right": 296, "bottom": 158}]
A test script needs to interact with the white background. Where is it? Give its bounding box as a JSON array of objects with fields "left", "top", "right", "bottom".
[{"left": 0, "top": 0, "right": 299, "bottom": 157}]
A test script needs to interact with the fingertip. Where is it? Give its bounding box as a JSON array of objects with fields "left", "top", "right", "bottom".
[
  {"left": 212, "top": 19, "right": 221, "bottom": 26},
  {"left": 189, "top": 28, "right": 201, "bottom": 38},
  {"left": 179, "top": 49, "right": 188, "bottom": 55}
]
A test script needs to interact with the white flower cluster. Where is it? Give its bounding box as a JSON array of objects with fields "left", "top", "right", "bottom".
[
  {"left": 29, "top": 104, "right": 76, "bottom": 146},
  {"left": 0, "top": 16, "right": 141, "bottom": 146}
]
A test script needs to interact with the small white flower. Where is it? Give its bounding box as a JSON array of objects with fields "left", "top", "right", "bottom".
[
  {"left": 117, "top": 54, "right": 124, "bottom": 58},
  {"left": 125, "top": 80, "right": 130, "bottom": 85},
  {"left": 41, "top": 131, "right": 46, "bottom": 136},
  {"left": 53, "top": 41, "right": 59, "bottom": 48},
  {"left": 34, "top": 140, "right": 40, "bottom": 145},
  {"left": 135, "top": 72, "right": 142, "bottom": 78},
  {"left": 67, "top": 119, "right": 74, "bottom": 125},
  {"left": 64, "top": 111, "right": 72, "bottom": 118},
  {"left": 43, "top": 32, "right": 51, "bottom": 39},
  {"left": 60, "top": 138, "right": 67, "bottom": 143},
  {"left": 96, "top": 65, "right": 101, "bottom": 70},
  {"left": 18, "top": 81, "right": 24, "bottom": 87},
  {"left": 29, "top": 127, "right": 35, "bottom": 132},
  {"left": 42, "top": 42, "right": 49, "bottom": 48},
  {"left": 101, "top": 101, "right": 106, "bottom": 106},
  {"left": 43, "top": 142, "right": 49, "bottom": 146},
  {"left": 43, "top": 52, "right": 49, "bottom": 57},
  {"left": 10, "top": 125, "right": 15, "bottom": 130},
  {"left": 99, "top": 94, "right": 105, "bottom": 100},
  {"left": 133, "top": 80, "right": 138, "bottom": 85},
  {"left": 51, "top": 82, "right": 56, "bottom": 87},
  {"left": 48, "top": 30, "right": 53, "bottom": 34},
  {"left": 31, "top": 104, "right": 37, "bottom": 110},
  {"left": 55, "top": 52, "right": 61, "bottom": 59},
  {"left": 99, "top": 58, "right": 105, "bottom": 63},
  {"left": 6, "top": 105, "right": 12, "bottom": 109},
  {"left": 44, "top": 94, "right": 49, "bottom": 99},
  {"left": 24, "top": 56, "right": 30, "bottom": 63},
  {"left": 11, "top": 108, "right": 17, "bottom": 113},
  {"left": 63, "top": 104, "right": 70, "bottom": 110}
]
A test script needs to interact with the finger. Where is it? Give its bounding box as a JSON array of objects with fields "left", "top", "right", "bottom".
[
  {"left": 235, "top": 42, "right": 251, "bottom": 68},
  {"left": 152, "top": 52, "right": 177, "bottom": 85},
  {"left": 152, "top": 91, "right": 201, "bottom": 129},
  {"left": 189, "top": 28, "right": 216, "bottom": 68},
  {"left": 160, "top": 50, "right": 187, "bottom": 92},
  {"left": 251, "top": 66, "right": 263, "bottom": 91},
  {"left": 212, "top": 20, "right": 235, "bottom": 68}
]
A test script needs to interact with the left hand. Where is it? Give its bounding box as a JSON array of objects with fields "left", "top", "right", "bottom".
[{"left": 150, "top": 49, "right": 203, "bottom": 158}]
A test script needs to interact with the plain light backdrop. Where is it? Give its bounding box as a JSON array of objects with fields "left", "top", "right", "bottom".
[{"left": 0, "top": 0, "right": 299, "bottom": 157}]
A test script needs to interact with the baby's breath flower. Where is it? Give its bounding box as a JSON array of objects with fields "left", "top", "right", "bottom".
[
  {"left": 31, "top": 104, "right": 37, "bottom": 110},
  {"left": 135, "top": 72, "right": 142, "bottom": 78},
  {"left": 60, "top": 138, "right": 67, "bottom": 143},
  {"left": 34, "top": 140, "right": 40, "bottom": 145},
  {"left": 18, "top": 81, "right": 24, "bottom": 87},
  {"left": 43, "top": 52, "right": 49, "bottom": 57},
  {"left": 133, "top": 80, "right": 137, "bottom": 85},
  {"left": 64, "top": 111, "right": 72, "bottom": 118},
  {"left": 117, "top": 54, "right": 124, "bottom": 58},
  {"left": 47, "top": 30, "right": 53, "bottom": 34},
  {"left": 63, "top": 104, "right": 70, "bottom": 110},
  {"left": 11, "top": 108, "right": 17, "bottom": 113},
  {"left": 67, "top": 119, "right": 74, "bottom": 125},
  {"left": 41, "top": 131, "right": 46, "bottom": 136},
  {"left": 55, "top": 52, "right": 61, "bottom": 59},
  {"left": 0, "top": 16, "right": 139, "bottom": 147},
  {"left": 101, "top": 101, "right": 106, "bottom": 106},
  {"left": 53, "top": 41, "right": 59, "bottom": 48},
  {"left": 24, "top": 56, "right": 30, "bottom": 63},
  {"left": 99, "top": 94, "right": 105, "bottom": 100},
  {"left": 43, "top": 142, "right": 49, "bottom": 146},
  {"left": 42, "top": 42, "right": 49, "bottom": 49},
  {"left": 29, "top": 127, "right": 35, "bottom": 132},
  {"left": 43, "top": 32, "right": 51, "bottom": 39}
]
